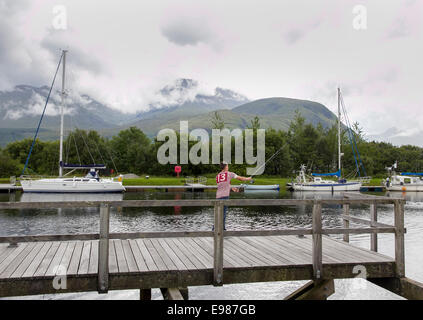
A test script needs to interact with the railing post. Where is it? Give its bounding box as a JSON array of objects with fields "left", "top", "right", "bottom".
[
  {"left": 312, "top": 201, "right": 323, "bottom": 279},
  {"left": 370, "top": 202, "right": 378, "bottom": 252},
  {"left": 213, "top": 201, "right": 224, "bottom": 286},
  {"left": 394, "top": 200, "right": 405, "bottom": 278},
  {"left": 342, "top": 202, "right": 350, "bottom": 243},
  {"left": 98, "top": 203, "right": 110, "bottom": 293}
]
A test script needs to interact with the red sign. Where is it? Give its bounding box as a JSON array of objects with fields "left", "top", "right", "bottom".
[{"left": 174, "top": 166, "right": 181, "bottom": 173}]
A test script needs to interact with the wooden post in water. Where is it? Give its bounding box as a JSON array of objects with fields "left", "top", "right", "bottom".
[
  {"left": 98, "top": 203, "right": 110, "bottom": 293},
  {"left": 140, "top": 289, "right": 151, "bottom": 300},
  {"left": 343, "top": 203, "right": 350, "bottom": 243},
  {"left": 394, "top": 200, "right": 405, "bottom": 278},
  {"left": 213, "top": 201, "right": 224, "bottom": 286},
  {"left": 370, "top": 202, "right": 378, "bottom": 252},
  {"left": 312, "top": 201, "right": 323, "bottom": 279}
]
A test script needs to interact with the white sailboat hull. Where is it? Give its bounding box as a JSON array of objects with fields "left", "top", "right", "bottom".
[
  {"left": 386, "top": 185, "right": 423, "bottom": 192},
  {"left": 21, "top": 178, "right": 125, "bottom": 193},
  {"left": 241, "top": 184, "right": 280, "bottom": 190},
  {"left": 289, "top": 182, "right": 362, "bottom": 191}
]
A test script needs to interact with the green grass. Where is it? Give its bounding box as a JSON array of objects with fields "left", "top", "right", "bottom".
[{"left": 121, "top": 176, "right": 290, "bottom": 187}]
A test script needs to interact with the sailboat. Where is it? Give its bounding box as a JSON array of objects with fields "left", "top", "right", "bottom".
[
  {"left": 20, "top": 50, "right": 125, "bottom": 193},
  {"left": 288, "top": 88, "right": 363, "bottom": 192},
  {"left": 384, "top": 161, "right": 423, "bottom": 192}
]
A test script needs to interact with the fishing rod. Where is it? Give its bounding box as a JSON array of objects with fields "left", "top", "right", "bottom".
[{"left": 248, "top": 143, "right": 287, "bottom": 183}]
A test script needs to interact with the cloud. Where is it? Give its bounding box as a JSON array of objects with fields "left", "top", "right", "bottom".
[
  {"left": 160, "top": 18, "right": 213, "bottom": 46},
  {"left": 387, "top": 18, "right": 410, "bottom": 39}
]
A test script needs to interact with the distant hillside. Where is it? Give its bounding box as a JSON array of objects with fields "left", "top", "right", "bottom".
[
  {"left": 0, "top": 80, "right": 339, "bottom": 146},
  {"left": 123, "top": 97, "right": 338, "bottom": 137}
]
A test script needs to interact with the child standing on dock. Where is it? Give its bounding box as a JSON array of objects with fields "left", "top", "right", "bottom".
[{"left": 215, "top": 161, "right": 252, "bottom": 230}]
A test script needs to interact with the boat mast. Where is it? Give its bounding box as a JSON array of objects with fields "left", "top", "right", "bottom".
[
  {"left": 337, "top": 87, "right": 341, "bottom": 176},
  {"left": 59, "top": 50, "right": 67, "bottom": 177}
]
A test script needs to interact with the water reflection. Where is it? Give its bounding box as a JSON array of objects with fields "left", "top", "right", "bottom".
[{"left": 20, "top": 192, "right": 124, "bottom": 202}]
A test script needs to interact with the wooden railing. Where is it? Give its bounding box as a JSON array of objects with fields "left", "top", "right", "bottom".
[{"left": 0, "top": 195, "right": 406, "bottom": 292}]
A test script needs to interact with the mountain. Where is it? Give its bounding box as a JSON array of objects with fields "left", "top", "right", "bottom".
[
  {"left": 126, "top": 97, "right": 338, "bottom": 137},
  {"left": 0, "top": 80, "right": 340, "bottom": 146},
  {"left": 0, "top": 85, "right": 133, "bottom": 146},
  {"left": 130, "top": 79, "right": 249, "bottom": 123}
]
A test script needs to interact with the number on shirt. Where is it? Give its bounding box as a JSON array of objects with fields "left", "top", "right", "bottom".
[{"left": 216, "top": 172, "right": 228, "bottom": 183}]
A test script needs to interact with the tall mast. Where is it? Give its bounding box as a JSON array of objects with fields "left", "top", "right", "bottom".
[
  {"left": 337, "top": 87, "right": 341, "bottom": 175},
  {"left": 59, "top": 50, "right": 67, "bottom": 177}
]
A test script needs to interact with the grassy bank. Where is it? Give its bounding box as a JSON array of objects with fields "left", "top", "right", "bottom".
[
  {"left": 0, "top": 176, "right": 384, "bottom": 188},
  {"left": 122, "top": 176, "right": 291, "bottom": 187}
]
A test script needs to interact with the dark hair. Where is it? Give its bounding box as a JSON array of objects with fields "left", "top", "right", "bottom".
[{"left": 220, "top": 162, "right": 228, "bottom": 170}]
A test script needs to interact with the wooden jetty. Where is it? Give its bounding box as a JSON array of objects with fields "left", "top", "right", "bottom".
[{"left": 0, "top": 194, "right": 422, "bottom": 300}]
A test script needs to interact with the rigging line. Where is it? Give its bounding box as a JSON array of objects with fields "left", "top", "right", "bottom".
[
  {"left": 339, "top": 93, "right": 360, "bottom": 176},
  {"left": 70, "top": 114, "right": 104, "bottom": 164},
  {"left": 249, "top": 143, "right": 286, "bottom": 177},
  {"left": 340, "top": 93, "right": 367, "bottom": 176},
  {"left": 22, "top": 51, "right": 64, "bottom": 176},
  {"left": 71, "top": 131, "right": 82, "bottom": 164},
  {"left": 103, "top": 143, "right": 119, "bottom": 175}
]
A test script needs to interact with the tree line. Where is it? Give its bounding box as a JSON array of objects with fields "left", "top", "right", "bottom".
[{"left": 1, "top": 112, "right": 422, "bottom": 178}]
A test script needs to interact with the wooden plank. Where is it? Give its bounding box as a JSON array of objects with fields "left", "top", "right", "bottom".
[
  {"left": 323, "top": 237, "right": 393, "bottom": 262},
  {"left": 312, "top": 203, "right": 323, "bottom": 279},
  {"left": 77, "top": 241, "right": 92, "bottom": 275},
  {"left": 135, "top": 239, "right": 158, "bottom": 271},
  {"left": 34, "top": 242, "right": 60, "bottom": 277},
  {"left": 225, "top": 239, "right": 268, "bottom": 266},
  {"left": 143, "top": 239, "right": 167, "bottom": 271},
  {"left": 156, "top": 238, "right": 188, "bottom": 270},
  {"left": 0, "top": 245, "right": 17, "bottom": 265},
  {"left": 67, "top": 241, "right": 83, "bottom": 275},
  {"left": 0, "top": 244, "right": 29, "bottom": 275},
  {"left": 224, "top": 240, "right": 261, "bottom": 267},
  {"left": 22, "top": 242, "right": 53, "bottom": 278},
  {"left": 45, "top": 242, "right": 68, "bottom": 276},
  {"left": 193, "top": 237, "right": 242, "bottom": 267},
  {"left": 213, "top": 202, "right": 224, "bottom": 285},
  {"left": 394, "top": 200, "right": 405, "bottom": 277},
  {"left": 121, "top": 240, "right": 139, "bottom": 273},
  {"left": 343, "top": 203, "right": 350, "bottom": 242},
  {"left": 114, "top": 240, "right": 129, "bottom": 273},
  {"left": 192, "top": 237, "right": 235, "bottom": 268},
  {"left": 280, "top": 236, "right": 350, "bottom": 264},
  {"left": 163, "top": 238, "right": 196, "bottom": 270},
  {"left": 160, "top": 287, "right": 184, "bottom": 300},
  {"left": 179, "top": 237, "right": 214, "bottom": 268},
  {"left": 88, "top": 240, "right": 98, "bottom": 274},
  {"left": 172, "top": 238, "right": 210, "bottom": 269},
  {"left": 0, "top": 242, "right": 37, "bottom": 278},
  {"left": 0, "top": 197, "right": 400, "bottom": 211},
  {"left": 108, "top": 239, "right": 119, "bottom": 273},
  {"left": 10, "top": 242, "right": 45, "bottom": 278},
  {"left": 230, "top": 237, "right": 284, "bottom": 266},
  {"left": 240, "top": 236, "right": 295, "bottom": 265},
  {"left": 252, "top": 236, "right": 308, "bottom": 265},
  {"left": 98, "top": 203, "right": 110, "bottom": 293},
  {"left": 58, "top": 242, "right": 76, "bottom": 275},
  {"left": 128, "top": 239, "right": 148, "bottom": 272},
  {"left": 149, "top": 239, "right": 178, "bottom": 271},
  {"left": 266, "top": 236, "right": 319, "bottom": 264},
  {"left": 0, "top": 244, "right": 11, "bottom": 262}
]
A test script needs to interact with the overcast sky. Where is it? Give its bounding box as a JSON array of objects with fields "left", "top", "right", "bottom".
[{"left": 0, "top": 0, "right": 422, "bottom": 138}]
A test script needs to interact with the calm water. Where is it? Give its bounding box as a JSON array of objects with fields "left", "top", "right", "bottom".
[{"left": 1, "top": 189, "right": 422, "bottom": 300}]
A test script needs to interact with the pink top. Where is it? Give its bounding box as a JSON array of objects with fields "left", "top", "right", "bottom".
[{"left": 216, "top": 171, "right": 238, "bottom": 199}]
